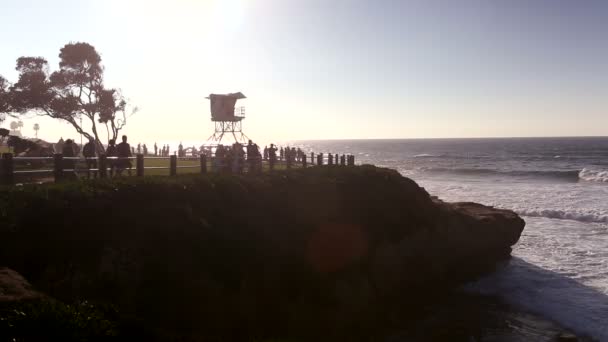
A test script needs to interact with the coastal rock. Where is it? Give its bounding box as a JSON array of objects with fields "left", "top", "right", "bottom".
[
  {"left": 369, "top": 198, "right": 525, "bottom": 300},
  {"left": 0, "top": 267, "right": 43, "bottom": 303},
  {"left": 0, "top": 166, "right": 527, "bottom": 338}
]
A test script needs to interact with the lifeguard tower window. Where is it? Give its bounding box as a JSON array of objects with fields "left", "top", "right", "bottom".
[{"left": 208, "top": 92, "right": 246, "bottom": 122}]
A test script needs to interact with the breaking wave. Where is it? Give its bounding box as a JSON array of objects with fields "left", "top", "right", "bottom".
[
  {"left": 421, "top": 167, "right": 581, "bottom": 181},
  {"left": 413, "top": 153, "right": 441, "bottom": 158},
  {"left": 517, "top": 208, "right": 608, "bottom": 224},
  {"left": 579, "top": 168, "right": 608, "bottom": 183}
]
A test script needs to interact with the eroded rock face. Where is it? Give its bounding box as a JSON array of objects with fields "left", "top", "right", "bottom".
[
  {"left": 349, "top": 198, "right": 526, "bottom": 312},
  {"left": 0, "top": 268, "right": 43, "bottom": 303}
]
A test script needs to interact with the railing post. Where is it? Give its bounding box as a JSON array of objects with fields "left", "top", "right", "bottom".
[
  {"left": 200, "top": 154, "right": 207, "bottom": 174},
  {"left": 335, "top": 154, "right": 339, "bottom": 165},
  {"left": 328, "top": 153, "right": 334, "bottom": 165},
  {"left": 340, "top": 154, "right": 346, "bottom": 166},
  {"left": 136, "top": 154, "right": 144, "bottom": 177},
  {"left": 53, "top": 154, "right": 64, "bottom": 182},
  {"left": 99, "top": 154, "right": 107, "bottom": 179},
  {"left": 170, "top": 155, "right": 177, "bottom": 176},
  {"left": 317, "top": 153, "right": 323, "bottom": 166},
  {"left": 310, "top": 152, "right": 314, "bottom": 163},
  {"left": 1, "top": 153, "right": 14, "bottom": 186},
  {"left": 302, "top": 154, "right": 307, "bottom": 168}
]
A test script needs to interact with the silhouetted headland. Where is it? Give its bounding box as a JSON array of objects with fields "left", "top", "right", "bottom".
[{"left": 0, "top": 165, "right": 538, "bottom": 340}]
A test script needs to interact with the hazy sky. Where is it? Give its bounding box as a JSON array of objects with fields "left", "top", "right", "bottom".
[{"left": 1, "top": 0, "right": 607, "bottom": 143}]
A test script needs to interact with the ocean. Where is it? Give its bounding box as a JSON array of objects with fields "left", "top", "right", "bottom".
[{"left": 293, "top": 137, "right": 608, "bottom": 341}]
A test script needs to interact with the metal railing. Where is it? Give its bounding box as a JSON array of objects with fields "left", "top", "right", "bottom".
[{"left": 0, "top": 152, "right": 356, "bottom": 185}]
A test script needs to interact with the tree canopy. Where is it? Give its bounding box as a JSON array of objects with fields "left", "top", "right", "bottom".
[
  {"left": 0, "top": 75, "right": 11, "bottom": 122},
  {"left": 4, "top": 42, "right": 136, "bottom": 150}
]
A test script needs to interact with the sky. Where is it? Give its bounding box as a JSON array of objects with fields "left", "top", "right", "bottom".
[{"left": 0, "top": 0, "right": 607, "bottom": 143}]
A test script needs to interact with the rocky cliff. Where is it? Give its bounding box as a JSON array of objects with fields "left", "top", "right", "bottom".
[{"left": 0, "top": 165, "right": 525, "bottom": 340}]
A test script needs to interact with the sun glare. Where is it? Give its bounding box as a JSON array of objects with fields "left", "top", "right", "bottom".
[{"left": 209, "top": 0, "right": 248, "bottom": 34}]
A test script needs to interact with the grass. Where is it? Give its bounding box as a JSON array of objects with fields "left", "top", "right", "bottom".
[{"left": 8, "top": 156, "right": 300, "bottom": 183}]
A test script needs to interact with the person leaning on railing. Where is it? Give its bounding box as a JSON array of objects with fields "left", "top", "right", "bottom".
[
  {"left": 62, "top": 139, "right": 78, "bottom": 180},
  {"left": 116, "top": 135, "right": 133, "bottom": 176},
  {"left": 82, "top": 138, "right": 97, "bottom": 179},
  {"left": 106, "top": 139, "right": 117, "bottom": 177},
  {"left": 268, "top": 144, "right": 277, "bottom": 170}
]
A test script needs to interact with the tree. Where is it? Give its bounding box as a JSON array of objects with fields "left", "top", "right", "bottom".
[
  {"left": 0, "top": 75, "right": 11, "bottom": 122},
  {"left": 0, "top": 128, "right": 9, "bottom": 146},
  {"left": 33, "top": 123, "right": 40, "bottom": 138},
  {"left": 10, "top": 121, "right": 18, "bottom": 131},
  {"left": 9, "top": 43, "right": 137, "bottom": 152}
]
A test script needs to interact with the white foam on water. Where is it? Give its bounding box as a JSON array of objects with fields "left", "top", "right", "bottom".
[
  {"left": 415, "top": 177, "right": 608, "bottom": 340},
  {"left": 580, "top": 168, "right": 608, "bottom": 183},
  {"left": 413, "top": 153, "right": 440, "bottom": 158},
  {"left": 517, "top": 208, "right": 608, "bottom": 224},
  {"left": 465, "top": 257, "right": 608, "bottom": 341},
  {"left": 297, "top": 138, "right": 608, "bottom": 338}
]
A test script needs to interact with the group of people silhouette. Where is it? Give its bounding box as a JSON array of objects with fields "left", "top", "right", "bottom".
[
  {"left": 212, "top": 141, "right": 257, "bottom": 173},
  {"left": 263, "top": 145, "right": 305, "bottom": 164},
  {"left": 57, "top": 135, "right": 309, "bottom": 179},
  {"left": 83, "top": 135, "right": 133, "bottom": 178},
  {"left": 57, "top": 135, "right": 133, "bottom": 179}
]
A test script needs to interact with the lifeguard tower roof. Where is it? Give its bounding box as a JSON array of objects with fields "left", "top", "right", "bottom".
[{"left": 206, "top": 92, "right": 247, "bottom": 122}]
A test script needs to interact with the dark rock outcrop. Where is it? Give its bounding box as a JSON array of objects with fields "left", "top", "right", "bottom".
[
  {"left": 0, "top": 165, "right": 525, "bottom": 339},
  {"left": 0, "top": 267, "right": 44, "bottom": 303}
]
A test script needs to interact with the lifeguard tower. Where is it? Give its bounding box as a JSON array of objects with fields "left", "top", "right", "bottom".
[{"left": 205, "top": 92, "right": 249, "bottom": 145}]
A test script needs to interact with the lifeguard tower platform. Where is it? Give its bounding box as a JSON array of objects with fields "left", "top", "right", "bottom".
[{"left": 205, "top": 92, "right": 249, "bottom": 145}]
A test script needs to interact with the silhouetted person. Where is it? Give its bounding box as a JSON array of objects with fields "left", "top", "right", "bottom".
[
  {"left": 284, "top": 146, "right": 289, "bottom": 163},
  {"left": 137, "top": 143, "right": 141, "bottom": 154},
  {"left": 117, "top": 135, "right": 132, "bottom": 176},
  {"left": 106, "top": 139, "right": 117, "bottom": 177},
  {"left": 55, "top": 137, "right": 65, "bottom": 154},
  {"left": 154, "top": 142, "right": 158, "bottom": 156},
  {"left": 246, "top": 140, "right": 257, "bottom": 173},
  {"left": 82, "top": 138, "right": 97, "bottom": 179},
  {"left": 214, "top": 145, "right": 225, "bottom": 173},
  {"left": 269, "top": 144, "right": 277, "bottom": 170},
  {"left": 280, "top": 147, "right": 284, "bottom": 161},
  {"left": 178, "top": 142, "right": 184, "bottom": 157},
  {"left": 62, "top": 139, "right": 77, "bottom": 179},
  {"left": 233, "top": 142, "right": 245, "bottom": 174},
  {"left": 253, "top": 143, "right": 262, "bottom": 173},
  {"left": 263, "top": 146, "right": 268, "bottom": 161},
  {"left": 143, "top": 144, "right": 148, "bottom": 156}
]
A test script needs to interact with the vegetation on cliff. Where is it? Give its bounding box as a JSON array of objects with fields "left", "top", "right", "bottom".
[{"left": 0, "top": 166, "right": 524, "bottom": 340}]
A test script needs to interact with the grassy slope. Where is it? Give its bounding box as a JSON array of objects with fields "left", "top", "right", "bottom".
[{"left": 9, "top": 157, "right": 295, "bottom": 182}]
